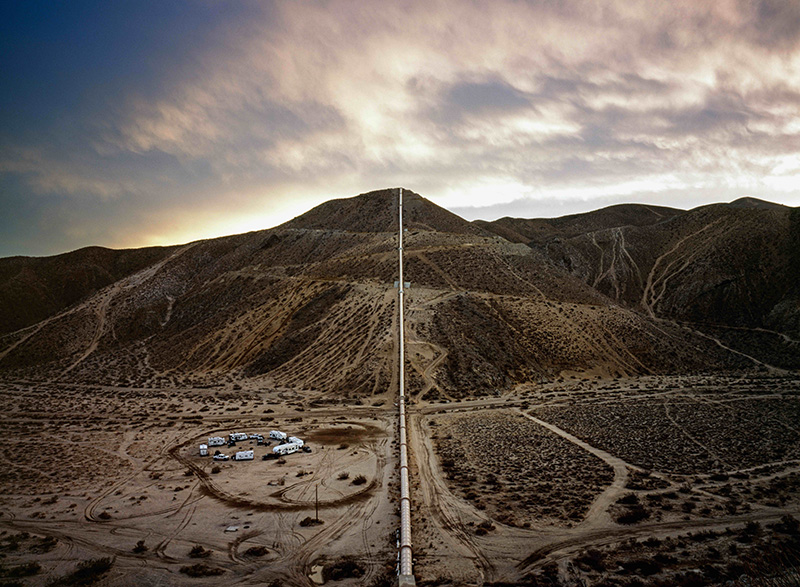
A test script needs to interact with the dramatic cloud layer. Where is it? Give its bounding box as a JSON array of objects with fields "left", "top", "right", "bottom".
[{"left": 2, "top": 0, "right": 800, "bottom": 256}]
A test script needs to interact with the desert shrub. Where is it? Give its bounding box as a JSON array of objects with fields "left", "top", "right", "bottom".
[
  {"left": 299, "top": 517, "right": 323, "bottom": 527},
  {"left": 243, "top": 545, "right": 269, "bottom": 557},
  {"left": 615, "top": 506, "right": 650, "bottom": 525},
  {"left": 2, "top": 561, "right": 41, "bottom": 578},
  {"left": 211, "top": 466, "right": 221, "bottom": 474},
  {"left": 132, "top": 540, "right": 148, "bottom": 553},
  {"left": 323, "top": 557, "right": 365, "bottom": 581},
  {"left": 352, "top": 475, "right": 367, "bottom": 486},
  {"left": 48, "top": 557, "right": 114, "bottom": 586},
  {"left": 30, "top": 535, "right": 58, "bottom": 553},
  {"left": 575, "top": 548, "right": 605, "bottom": 571},
  {"left": 97, "top": 511, "right": 111, "bottom": 520},
  {"left": 188, "top": 544, "right": 211, "bottom": 558},
  {"left": 179, "top": 563, "right": 224, "bottom": 577},
  {"left": 338, "top": 472, "right": 350, "bottom": 480},
  {"left": 617, "top": 493, "right": 640, "bottom": 505},
  {"left": 620, "top": 558, "right": 662, "bottom": 576}
]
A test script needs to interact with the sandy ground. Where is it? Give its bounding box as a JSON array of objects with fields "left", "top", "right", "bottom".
[
  {"left": 0, "top": 383, "right": 399, "bottom": 586},
  {"left": 2, "top": 373, "right": 798, "bottom": 586}
]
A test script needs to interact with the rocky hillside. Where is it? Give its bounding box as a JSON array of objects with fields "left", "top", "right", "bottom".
[
  {"left": 0, "top": 245, "right": 178, "bottom": 335},
  {"left": 479, "top": 198, "right": 800, "bottom": 369},
  {"left": 0, "top": 189, "right": 794, "bottom": 397}
]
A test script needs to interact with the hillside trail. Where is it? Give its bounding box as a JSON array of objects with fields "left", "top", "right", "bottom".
[
  {"left": 641, "top": 219, "right": 723, "bottom": 317},
  {"left": 591, "top": 228, "right": 643, "bottom": 299},
  {"left": 684, "top": 325, "right": 790, "bottom": 375},
  {"left": 405, "top": 290, "right": 456, "bottom": 402},
  {"left": 0, "top": 243, "right": 196, "bottom": 376},
  {"left": 0, "top": 318, "right": 54, "bottom": 363},
  {"left": 59, "top": 280, "right": 123, "bottom": 379},
  {"left": 56, "top": 244, "right": 198, "bottom": 380}
]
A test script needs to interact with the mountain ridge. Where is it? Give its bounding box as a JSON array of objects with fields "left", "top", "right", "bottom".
[{"left": 1, "top": 190, "right": 797, "bottom": 393}]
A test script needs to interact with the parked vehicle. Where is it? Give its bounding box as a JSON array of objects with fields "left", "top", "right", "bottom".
[
  {"left": 273, "top": 443, "right": 300, "bottom": 456},
  {"left": 229, "top": 432, "right": 248, "bottom": 442},
  {"left": 233, "top": 450, "right": 254, "bottom": 461},
  {"left": 269, "top": 430, "right": 287, "bottom": 442},
  {"left": 287, "top": 436, "right": 304, "bottom": 447},
  {"left": 199, "top": 444, "right": 208, "bottom": 456},
  {"left": 208, "top": 437, "right": 225, "bottom": 447},
  {"left": 213, "top": 454, "right": 230, "bottom": 461}
]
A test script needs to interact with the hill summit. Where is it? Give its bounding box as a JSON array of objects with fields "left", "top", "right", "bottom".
[{"left": 282, "top": 188, "right": 488, "bottom": 236}]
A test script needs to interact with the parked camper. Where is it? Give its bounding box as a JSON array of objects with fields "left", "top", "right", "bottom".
[
  {"left": 199, "top": 444, "right": 208, "bottom": 457},
  {"left": 229, "top": 432, "right": 248, "bottom": 442},
  {"left": 269, "top": 430, "right": 287, "bottom": 442},
  {"left": 208, "top": 437, "right": 225, "bottom": 447},
  {"left": 287, "top": 436, "right": 304, "bottom": 447},
  {"left": 273, "top": 443, "right": 300, "bottom": 456},
  {"left": 233, "top": 450, "right": 254, "bottom": 461},
  {"left": 248, "top": 434, "right": 263, "bottom": 440}
]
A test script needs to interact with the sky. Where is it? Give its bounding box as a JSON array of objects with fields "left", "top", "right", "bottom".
[{"left": 2, "top": 0, "right": 800, "bottom": 257}]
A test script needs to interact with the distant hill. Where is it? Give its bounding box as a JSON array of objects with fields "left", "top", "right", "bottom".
[
  {"left": 476, "top": 203, "right": 683, "bottom": 244},
  {"left": 0, "top": 191, "right": 796, "bottom": 395},
  {"left": 726, "top": 197, "right": 788, "bottom": 210},
  {"left": 0, "top": 245, "right": 178, "bottom": 335}
]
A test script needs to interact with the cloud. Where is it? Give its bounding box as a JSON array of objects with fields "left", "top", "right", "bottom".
[{"left": 1, "top": 0, "right": 800, "bottom": 256}]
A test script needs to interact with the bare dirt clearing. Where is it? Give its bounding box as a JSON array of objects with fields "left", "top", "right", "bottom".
[{"left": 0, "top": 382, "right": 397, "bottom": 586}]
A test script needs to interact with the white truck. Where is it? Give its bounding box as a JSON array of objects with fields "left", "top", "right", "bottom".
[
  {"left": 287, "top": 436, "right": 304, "bottom": 447},
  {"left": 199, "top": 444, "right": 208, "bottom": 456},
  {"left": 269, "top": 430, "right": 287, "bottom": 442},
  {"left": 273, "top": 443, "right": 300, "bottom": 456},
  {"left": 233, "top": 450, "right": 254, "bottom": 461},
  {"left": 208, "top": 437, "right": 225, "bottom": 447},
  {"left": 229, "top": 432, "right": 248, "bottom": 442},
  {"left": 213, "top": 453, "right": 230, "bottom": 461}
]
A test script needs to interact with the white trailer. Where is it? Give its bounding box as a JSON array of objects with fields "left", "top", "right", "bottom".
[
  {"left": 208, "top": 437, "right": 225, "bottom": 447},
  {"left": 233, "top": 450, "right": 254, "bottom": 461},
  {"left": 269, "top": 430, "right": 287, "bottom": 442},
  {"left": 287, "top": 436, "right": 304, "bottom": 447},
  {"left": 199, "top": 444, "right": 208, "bottom": 456},
  {"left": 229, "top": 432, "right": 248, "bottom": 442},
  {"left": 273, "top": 443, "right": 300, "bottom": 456}
]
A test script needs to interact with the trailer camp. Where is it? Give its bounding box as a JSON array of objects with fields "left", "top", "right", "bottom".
[{"left": 199, "top": 430, "right": 305, "bottom": 463}]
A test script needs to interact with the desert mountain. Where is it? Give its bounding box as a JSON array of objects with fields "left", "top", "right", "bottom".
[
  {"left": 475, "top": 203, "right": 682, "bottom": 244},
  {"left": 479, "top": 200, "right": 800, "bottom": 369},
  {"left": 0, "top": 189, "right": 796, "bottom": 398},
  {"left": 0, "top": 245, "right": 178, "bottom": 335}
]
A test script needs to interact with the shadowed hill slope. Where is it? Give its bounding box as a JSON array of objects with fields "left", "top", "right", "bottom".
[
  {"left": 476, "top": 203, "right": 683, "bottom": 244},
  {"left": 0, "top": 245, "right": 179, "bottom": 335}
]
